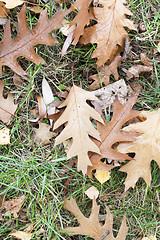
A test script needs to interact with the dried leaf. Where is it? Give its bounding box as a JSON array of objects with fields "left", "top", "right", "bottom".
[
  {"left": 63, "top": 196, "right": 128, "bottom": 239},
  {"left": 0, "top": 127, "right": 10, "bottom": 145},
  {"left": 85, "top": 186, "right": 99, "bottom": 199},
  {"left": 93, "top": 79, "right": 128, "bottom": 110},
  {"left": 62, "top": 0, "right": 92, "bottom": 49},
  {"left": 88, "top": 95, "right": 140, "bottom": 177},
  {"left": 118, "top": 109, "right": 160, "bottom": 192},
  {"left": 0, "top": 0, "right": 24, "bottom": 9},
  {"left": 95, "top": 170, "right": 110, "bottom": 184},
  {"left": 89, "top": 56, "right": 122, "bottom": 89},
  {"left": 140, "top": 53, "right": 152, "bottom": 66},
  {"left": 10, "top": 231, "right": 32, "bottom": 240},
  {"left": 4, "top": 195, "right": 25, "bottom": 218},
  {"left": 0, "top": 2, "right": 9, "bottom": 18},
  {"left": 0, "top": 81, "right": 17, "bottom": 123},
  {"left": 42, "top": 78, "right": 55, "bottom": 118},
  {"left": 32, "top": 122, "right": 56, "bottom": 145},
  {"left": 53, "top": 84, "right": 104, "bottom": 175},
  {"left": 123, "top": 65, "right": 153, "bottom": 80},
  {"left": 80, "top": 0, "right": 136, "bottom": 66},
  {"left": 0, "top": 5, "right": 66, "bottom": 75},
  {"left": 27, "top": 6, "right": 43, "bottom": 14}
]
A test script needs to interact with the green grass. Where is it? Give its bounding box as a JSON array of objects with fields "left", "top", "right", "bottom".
[{"left": 0, "top": 0, "right": 160, "bottom": 239}]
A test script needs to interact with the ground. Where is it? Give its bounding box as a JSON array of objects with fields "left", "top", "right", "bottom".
[{"left": 0, "top": 0, "right": 160, "bottom": 239}]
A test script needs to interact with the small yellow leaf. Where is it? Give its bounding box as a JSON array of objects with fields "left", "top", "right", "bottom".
[
  {"left": 95, "top": 170, "right": 110, "bottom": 184},
  {"left": 0, "top": 128, "right": 10, "bottom": 145},
  {"left": 10, "top": 231, "right": 32, "bottom": 240},
  {"left": 85, "top": 186, "right": 99, "bottom": 199}
]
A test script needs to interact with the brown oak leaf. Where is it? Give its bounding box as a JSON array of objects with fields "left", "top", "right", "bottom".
[
  {"left": 89, "top": 56, "right": 122, "bottom": 89},
  {"left": 87, "top": 94, "right": 140, "bottom": 177},
  {"left": 63, "top": 196, "right": 128, "bottom": 240},
  {"left": 53, "top": 84, "right": 104, "bottom": 175},
  {"left": 122, "top": 53, "right": 153, "bottom": 80},
  {"left": 4, "top": 195, "right": 25, "bottom": 218},
  {"left": 61, "top": 0, "right": 92, "bottom": 53},
  {"left": 118, "top": 109, "right": 160, "bottom": 192},
  {"left": 0, "top": 81, "right": 17, "bottom": 123},
  {"left": 0, "top": 5, "right": 66, "bottom": 75},
  {"left": 80, "top": 0, "right": 136, "bottom": 66}
]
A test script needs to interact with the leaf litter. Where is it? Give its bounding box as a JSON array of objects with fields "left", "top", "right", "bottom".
[{"left": 0, "top": 0, "right": 159, "bottom": 239}]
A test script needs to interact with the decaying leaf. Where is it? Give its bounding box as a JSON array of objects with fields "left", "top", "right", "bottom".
[
  {"left": 118, "top": 109, "right": 160, "bottom": 192},
  {"left": 32, "top": 121, "right": 56, "bottom": 145},
  {"left": 0, "top": 81, "right": 17, "bottom": 123},
  {"left": 0, "top": 5, "right": 66, "bottom": 75},
  {"left": 95, "top": 170, "right": 110, "bottom": 184},
  {"left": 0, "top": 0, "right": 24, "bottom": 9},
  {"left": 88, "top": 94, "right": 140, "bottom": 177},
  {"left": 63, "top": 196, "right": 128, "bottom": 239},
  {"left": 0, "top": 127, "right": 10, "bottom": 145},
  {"left": 10, "top": 231, "right": 32, "bottom": 240},
  {"left": 80, "top": 0, "right": 136, "bottom": 66},
  {"left": 93, "top": 79, "right": 128, "bottom": 110},
  {"left": 54, "top": 84, "right": 104, "bottom": 175},
  {"left": 122, "top": 53, "right": 153, "bottom": 80},
  {"left": 89, "top": 56, "right": 122, "bottom": 89},
  {"left": 123, "top": 65, "right": 153, "bottom": 80},
  {"left": 4, "top": 195, "right": 25, "bottom": 218},
  {"left": 85, "top": 186, "right": 99, "bottom": 199}
]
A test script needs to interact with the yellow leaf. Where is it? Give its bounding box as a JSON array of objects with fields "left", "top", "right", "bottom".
[
  {"left": 0, "top": 0, "right": 24, "bottom": 9},
  {"left": 95, "top": 170, "right": 110, "bottom": 184},
  {"left": 0, "top": 128, "right": 10, "bottom": 145}
]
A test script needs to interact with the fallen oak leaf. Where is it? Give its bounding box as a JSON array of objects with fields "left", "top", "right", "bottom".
[
  {"left": 4, "top": 195, "right": 25, "bottom": 218},
  {"left": 122, "top": 53, "right": 153, "bottom": 80},
  {"left": 80, "top": 0, "right": 136, "bottom": 67},
  {"left": 61, "top": 0, "right": 92, "bottom": 54},
  {"left": 0, "top": 81, "right": 17, "bottom": 123},
  {"left": 89, "top": 56, "right": 122, "bottom": 89},
  {"left": 63, "top": 196, "right": 128, "bottom": 239},
  {"left": 118, "top": 109, "right": 160, "bottom": 192},
  {"left": 122, "top": 65, "right": 153, "bottom": 80},
  {"left": 0, "top": 5, "right": 66, "bottom": 75},
  {"left": 53, "top": 84, "right": 104, "bottom": 175},
  {"left": 88, "top": 94, "right": 140, "bottom": 177}
]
